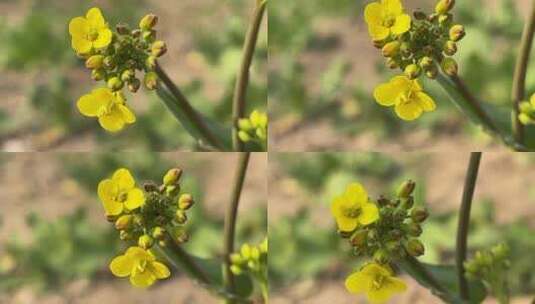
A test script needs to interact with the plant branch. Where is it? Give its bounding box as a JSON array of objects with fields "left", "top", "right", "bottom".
[
  {"left": 154, "top": 63, "right": 226, "bottom": 150},
  {"left": 456, "top": 152, "right": 482, "bottom": 301},
  {"left": 223, "top": 152, "right": 251, "bottom": 303},
  {"left": 512, "top": 2, "right": 535, "bottom": 146},
  {"left": 232, "top": 1, "right": 267, "bottom": 151}
]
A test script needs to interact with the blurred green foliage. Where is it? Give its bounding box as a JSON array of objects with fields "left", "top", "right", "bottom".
[{"left": 270, "top": 153, "right": 535, "bottom": 298}]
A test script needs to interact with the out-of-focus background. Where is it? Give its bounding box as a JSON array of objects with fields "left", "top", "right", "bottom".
[
  {"left": 269, "top": 152, "right": 535, "bottom": 303},
  {"left": 269, "top": 0, "right": 535, "bottom": 151},
  {"left": 0, "top": 152, "right": 267, "bottom": 303},
  {"left": 0, "top": 0, "right": 267, "bottom": 151}
]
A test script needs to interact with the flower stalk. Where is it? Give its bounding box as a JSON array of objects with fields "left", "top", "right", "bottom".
[
  {"left": 456, "top": 152, "right": 482, "bottom": 301},
  {"left": 232, "top": 1, "right": 267, "bottom": 151},
  {"left": 223, "top": 152, "right": 251, "bottom": 303}
]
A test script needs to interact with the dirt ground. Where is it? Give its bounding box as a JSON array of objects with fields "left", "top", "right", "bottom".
[
  {"left": 0, "top": 152, "right": 267, "bottom": 304},
  {"left": 268, "top": 152, "right": 535, "bottom": 303}
]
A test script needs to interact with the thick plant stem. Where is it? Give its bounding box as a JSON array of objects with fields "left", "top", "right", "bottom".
[
  {"left": 456, "top": 152, "right": 482, "bottom": 301},
  {"left": 155, "top": 63, "right": 226, "bottom": 150},
  {"left": 232, "top": 1, "right": 267, "bottom": 151},
  {"left": 223, "top": 152, "right": 251, "bottom": 303},
  {"left": 512, "top": 2, "right": 535, "bottom": 146}
]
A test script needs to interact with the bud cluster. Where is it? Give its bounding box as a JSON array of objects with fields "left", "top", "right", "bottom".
[
  {"left": 229, "top": 238, "right": 268, "bottom": 277},
  {"left": 377, "top": 0, "right": 464, "bottom": 78},
  {"left": 519, "top": 94, "right": 535, "bottom": 125},
  {"left": 80, "top": 13, "right": 166, "bottom": 95},
  {"left": 111, "top": 168, "right": 194, "bottom": 250},
  {"left": 339, "top": 180, "right": 429, "bottom": 264},
  {"left": 464, "top": 243, "right": 510, "bottom": 281},
  {"left": 237, "top": 110, "right": 268, "bottom": 147}
]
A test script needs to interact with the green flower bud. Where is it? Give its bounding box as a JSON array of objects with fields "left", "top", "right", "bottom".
[
  {"left": 107, "top": 77, "right": 124, "bottom": 91},
  {"left": 401, "top": 197, "right": 414, "bottom": 209},
  {"left": 425, "top": 66, "right": 438, "bottom": 79},
  {"left": 350, "top": 230, "right": 368, "bottom": 247},
  {"left": 519, "top": 113, "right": 533, "bottom": 125},
  {"left": 175, "top": 210, "right": 188, "bottom": 224},
  {"left": 230, "top": 265, "right": 243, "bottom": 275},
  {"left": 85, "top": 55, "right": 104, "bottom": 69},
  {"left": 491, "top": 243, "right": 510, "bottom": 260},
  {"left": 230, "top": 253, "right": 243, "bottom": 265},
  {"left": 115, "top": 214, "right": 133, "bottom": 230},
  {"left": 404, "top": 64, "right": 421, "bottom": 79},
  {"left": 116, "top": 23, "right": 130, "bottom": 35},
  {"left": 152, "top": 227, "right": 165, "bottom": 240},
  {"left": 260, "top": 238, "right": 268, "bottom": 253},
  {"left": 443, "top": 40, "right": 458, "bottom": 56},
  {"left": 419, "top": 57, "right": 434, "bottom": 70},
  {"left": 372, "top": 39, "right": 385, "bottom": 49},
  {"left": 377, "top": 196, "right": 391, "bottom": 206},
  {"left": 464, "top": 260, "right": 479, "bottom": 275},
  {"left": 163, "top": 168, "right": 183, "bottom": 186},
  {"left": 386, "top": 58, "right": 399, "bottom": 69},
  {"left": 178, "top": 194, "right": 194, "bottom": 210},
  {"left": 449, "top": 24, "right": 466, "bottom": 41},
  {"left": 397, "top": 180, "right": 416, "bottom": 198},
  {"left": 406, "top": 239, "right": 425, "bottom": 256},
  {"left": 373, "top": 249, "right": 390, "bottom": 264},
  {"left": 146, "top": 56, "right": 157, "bottom": 70},
  {"left": 151, "top": 40, "right": 167, "bottom": 57},
  {"left": 438, "top": 13, "right": 452, "bottom": 26},
  {"left": 144, "top": 72, "right": 158, "bottom": 90},
  {"left": 407, "top": 223, "right": 423, "bottom": 237},
  {"left": 173, "top": 229, "right": 189, "bottom": 243},
  {"left": 121, "top": 69, "right": 135, "bottom": 82},
  {"left": 143, "top": 30, "right": 156, "bottom": 42},
  {"left": 520, "top": 101, "right": 532, "bottom": 113},
  {"left": 413, "top": 11, "right": 427, "bottom": 20},
  {"left": 382, "top": 41, "right": 400, "bottom": 58},
  {"left": 241, "top": 244, "right": 252, "bottom": 259},
  {"left": 131, "top": 29, "right": 142, "bottom": 38},
  {"left": 119, "top": 230, "right": 130, "bottom": 241},
  {"left": 400, "top": 42, "right": 412, "bottom": 58},
  {"left": 139, "top": 14, "right": 159, "bottom": 31},
  {"left": 441, "top": 57, "right": 458, "bottom": 76},
  {"left": 138, "top": 234, "right": 154, "bottom": 249},
  {"left": 435, "top": 0, "right": 455, "bottom": 15},
  {"left": 165, "top": 184, "right": 181, "bottom": 197},
  {"left": 103, "top": 56, "right": 115, "bottom": 69},
  {"left": 128, "top": 78, "right": 141, "bottom": 93},
  {"left": 91, "top": 69, "right": 105, "bottom": 81},
  {"left": 143, "top": 181, "right": 159, "bottom": 192},
  {"left": 411, "top": 207, "right": 429, "bottom": 223},
  {"left": 238, "top": 130, "right": 251, "bottom": 142}
]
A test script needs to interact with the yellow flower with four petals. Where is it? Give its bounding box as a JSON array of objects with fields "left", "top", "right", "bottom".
[
  {"left": 331, "top": 183, "right": 379, "bottom": 232},
  {"left": 97, "top": 168, "right": 145, "bottom": 216},
  {"left": 77, "top": 88, "right": 136, "bottom": 132},
  {"left": 364, "top": 0, "right": 411, "bottom": 41},
  {"left": 110, "top": 246, "right": 170, "bottom": 288},
  {"left": 374, "top": 75, "right": 436, "bottom": 121},
  {"left": 68, "top": 7, "right": 113, "bottom": 55},
  {"left": 345, "top": 263, "right": 407, "bottom": 304}
]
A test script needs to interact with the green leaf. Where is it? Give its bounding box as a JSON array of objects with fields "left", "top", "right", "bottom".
[{"left": 156, "top": 86, "right": 232, "bottom": 150}]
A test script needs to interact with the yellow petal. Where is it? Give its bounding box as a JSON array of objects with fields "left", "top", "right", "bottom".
[
  {"left": 382, "top": 0, "right": 403, "bottom": 16},
  {"left": 345, "top": 271, "right": 369, "bottom": 294},
  {"left": 68, "top": 17, "right": 89, "bottom": 38},
  {"left": 112, "top": 168, "right": 136, "bottom": 190},
  {"left": 72, "top": 37, "right": 92, "bottom": 54},
  {"left": 110, "top": 255, "right": 134, "bottom": 277},
  {"left": 97, "top": 179, "right": 123, "bottom": 216},
  {"left": 94, "top": 28, "right": 112, "bottom": 49},
  {"left": 374, "top": 83, "right": 398, "bottom": 107},
  {"left": 86, "top": 7, "right": 106, "bottom": 29},
  {"left": 92, "top": 87, "right": 114, "bottom": 102},
  {"left": 395, "top": 102, "right": 423, "bottom": 121},
  {"left": 369, "top": 25, "right": 390, "bottom": 41},
  {"left": 126, "top": 246, "right": 152, "bottom": 262},
  {"left": 77, "top": 92, "right": 108, "bottom": 117},
  {"left": 391, "top": 14, "right": 411, "bottom": 35},
  {"left": 368, "top": 287, "right": 396, "bottom": 304},
  {"left": 416, "top": 92, "right": 436, "bottom": 112},
  {"left": 117, "top": 104, "right": 136, "bottom": 124},
  {"left": 358, "top": 202, "right": 379, "bottom": 225},
  {"left": 364, "top": 2, "right": 384, "bottom": 26},
  {"left": 344, "top": 183, "right": 368, "bottom": 204},
  {"left": 125, "top": 188, "right": 145, "bottom": 210},
  {"left": 130, "top": 270, "right": 156, "bottom": 288},
  {"left": 336, "top": 215, "right": 358, "bottom": 232},
  {"left": 99, "top": 110, "right": 125, "bottom": 132},
  {"left": 149, "top": 261, "right": 170, "bottom": 279}
]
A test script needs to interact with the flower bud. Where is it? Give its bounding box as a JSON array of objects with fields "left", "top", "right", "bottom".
[
  {"left": 103, "top": 56, "right": 115, "bottom": 69},
  {"left": 107, "top": 77, "right": 124, "bottom": 91},
  {"left": 230, "top": 265, "right": 243, "bottom": 275},
  {"left": 152, "top": 227, "right": 166, "bottom": 240},
  {"left": 121, "top": 69, "right": 135, "bottom": 82},
  {"left": 91, "top": 69, "right": 105, "bottom": 81},
  {"left": 425, "top": 66, "right": 438, "bottom": 79},
  {"left": 139, "top": 14, "right": 158, "bottom": 31},
  {"left": 411, "top": 207, "right": 429, "bottom": 223},
  {"left": 401, "top": 197, "right": 414, "bottom": 209},
  {"left": 443, "top": 41, "right": 458, "bottom": 56},
  {"left": 144, "top": 72, "right": 158, "bottom": 90},
  {"left": 373, "top": 249, "right": 389, "bottom": 264},
  {"left": 382, "top": 41, "right": 400, "bottom": 58},
  {"left": 386, "top": 58, "right": 399, "bottom": 69},
  {"left": 115, "top": 214, "right": 133, "bottom": 230},
  {"left": 143, "top": 30, "right": 156, "bottom": 42},
  {"left": 85, "top": 55, "right": 104, "bottom": 69},
  {"left": 404, "top": 64, "right": 421, "bottom": 79},
  {"left": 260, "top": 238, "right": 268, "bottom": 253},
  {"left": 238, "top": 130, "right": 251, "bottom": 142},
  {"left": 519, "top": 101, "right": 532, "bottom": 113},
  {"left": 146, "top": 55, "right": 157, "bottom": 70},
  {"left": 350, "top": 230, "right": 368, "bottom": 247},
  {"left": 175, "top": 210, "right": 187, "bottom": 224},
  {"left": 116, "top": 23, "right": 130, "bottom": 35},
  {"left": 464, "top": 260, "right": 479, "bottom": 275},
  {"left": 143, "top": 181, "right": 159, "bottom": 192},
  {"left": 407, "top": 223, "right": 423, "bottom": 237},
  {"left": 406, "top": 239, "right": 425, "bottom": 256},
  {"left": 413, "top": 11, "right": 427, "bottom": 20},
  {"left": 165, "top": 184, "right": 180, "bottom": 197},
  {"left": 138, "top": 234, "right": 154, "bottom": 249},
  {"left": 372, "top": 39, "right": 385, "bottom": 49},
  {"left": 400, "top": 42, "right": 412, "bottom": 58},
  {"left": 449, "top": 25, "right": 466, "bottom": 41},
  {"left": 174, "top": 229, "right": 189, "bottom": 243},
  {"left": 438, "top": 13, "right": 452, "bottom": 26},
  {"left": 131, "top": 29, "right": 142, "bottom": 38},
  {"left": 151, "top": 40, "right": 167, "bottom": 57},
  {"left": 178, "top": 194, "right": 194, "bottom": 210},
  {"left": 435, "top": 0, "right": 455, "bottom": 15},
  {"left": 441, "top": 57, "right": 458, "bottom": 76},
  {"left": 377, "top": 196, "right": 390, "bottom": 206},
  {"left": 519, "top": 113, "right": 533, "bottom": 125},
  {"left": 397, "top": 180, "right": 416, "bottom": 198},
  {"left": 128, "top": 78, "right": 141, "bottom": 93},
  {"left": 419, "top": 57, "right": 434, "bottom": 70},
  {"left": 491, "top": 243, "right": 510, "bottom": 260},
  {"left": 163, "top": 168, "right": 183, "bottom": 186},
  {"left": 119, "top": 230, "right": 130, "bottom": 240}
]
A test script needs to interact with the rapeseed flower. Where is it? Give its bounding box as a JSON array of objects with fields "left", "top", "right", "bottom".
[
  {"left": 331, "top": 183, "right": 379, "bottom": 232},
  {"left": 77, "top": 88, "right": 136, "bottom": 132},
  {"left": 110, "top": 246, "right": 170, "bottom": 288},
  {"left": 345, "top": 263, "right": 407, "bottom": 304},
  {"left": 97, "top": 168, "right": 145, "bottom": 216},
  {"left": 364, "top": 0, "right": 411, "bottom": 41},
  {"left": 68, "top": 7, "right": 112, "bottom": 55}
]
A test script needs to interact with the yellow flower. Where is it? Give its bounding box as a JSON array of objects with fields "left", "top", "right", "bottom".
[
  {"left": 331, "top": 183, "right": 379, "bottom": 232},
  {"left": 345, "top": 263, "right": 407, "bottom": 304},
  {"left": 97, "top": 168, "right": 145, "bottom": 216},
  {"left": 77, "top": 88, "right": 136, "bottom": 132},
  {"left": 364, "top": 0, "right": 411, "bottom": 41},
  {"left": 374, "top": 75, "right": 436, "bottom": 121},
  {"left": 68, "top": 7, "right": 112, "bottom": 54},
  {"left": 110, "top": 246, "right": 170, "bottom": 288}
]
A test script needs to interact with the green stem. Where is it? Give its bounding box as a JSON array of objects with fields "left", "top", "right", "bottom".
[
  {"left": 232, "top": 1, "right": 267, "bottom": 151},
  {"left": 512, "top": 1, "right": 535, "bottom": 146},
  {"left": 157, "top": 240, "right": 212, "bottom": 285},
  {"left": 223, "top": 152, "right": 251, "bottom": 303},
  {"left": 155, "top": 63, "right": 226, "bottom": 150},
  {"left": 456, "top": 152, "right": 482, "bottom": 301}
]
